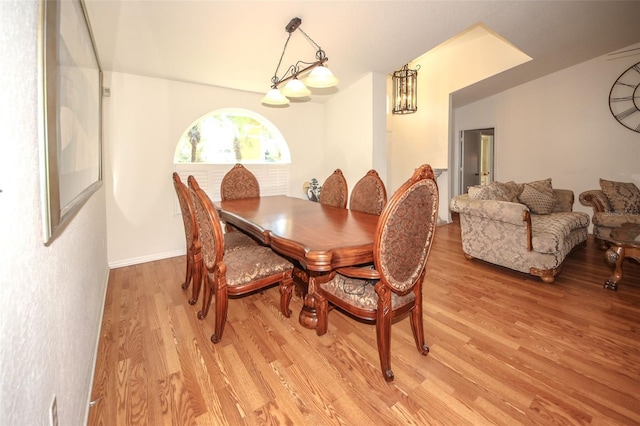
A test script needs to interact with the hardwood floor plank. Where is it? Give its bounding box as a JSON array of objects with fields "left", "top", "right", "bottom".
[{"left": 88, "top": 223, "right": 640, "bottom": 425}]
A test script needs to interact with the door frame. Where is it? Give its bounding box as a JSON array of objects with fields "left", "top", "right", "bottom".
[{"left": 458, "top": 127, "right": 495, "bottom": 193}]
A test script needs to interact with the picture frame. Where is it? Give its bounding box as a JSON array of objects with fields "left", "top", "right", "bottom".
[{"left": 38, "top": 0, "right": 103, "bottom": 245}]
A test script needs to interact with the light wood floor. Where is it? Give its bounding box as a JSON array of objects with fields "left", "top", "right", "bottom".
[{"left": 88, "top": 220, "right": 640, "bottom": 425}]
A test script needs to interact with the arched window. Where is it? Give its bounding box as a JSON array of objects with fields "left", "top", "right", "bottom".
[
  {"left": 173, "top": 108, "right": 290, "bottom": 164},
  {"left": 173, "top": 108, "right": 291, "bottom": 202}
]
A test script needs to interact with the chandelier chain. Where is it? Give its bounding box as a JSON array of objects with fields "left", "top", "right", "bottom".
[{"left": 298, "top": 28, "right": 327, "bottom": 61}]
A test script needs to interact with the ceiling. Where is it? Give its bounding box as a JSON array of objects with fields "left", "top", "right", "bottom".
[{"left": 84, "top": 1, "right": 640, "bottom": 107}]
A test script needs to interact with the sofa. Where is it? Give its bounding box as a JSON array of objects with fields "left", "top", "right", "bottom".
[
  {"left": 579, "top": 179, "right": 640, "bottom": 250},
  {"left": 450, "top": 179, "right": 590, "bottom": 283}
]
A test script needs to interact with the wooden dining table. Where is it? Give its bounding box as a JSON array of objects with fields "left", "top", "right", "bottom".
[{"left": 214, "top": 195, "right": 379, "bottom": 329}]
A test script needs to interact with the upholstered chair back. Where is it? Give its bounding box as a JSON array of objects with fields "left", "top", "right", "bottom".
[
  {"left": 319, "top": 169, "right": 348, "bottom": 208},
  {"left": 349, "top": 169, "right": 387, "bottom": 215},
  {"left": 173, "top": 172, "right": 197, "bottom": 251},
  {"left": 220, "top": 164, "right": 260, "bottom": 201},
  {"left": 375, "top": 165, "right": 438, "bottom": 293},
  {"left": 188, "top": 175, "right": 225, "bottom": 272}
]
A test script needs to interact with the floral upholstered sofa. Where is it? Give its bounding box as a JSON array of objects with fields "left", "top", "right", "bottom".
[
  {"left": 450, "top": 179, "right": 590, "bottom": 283},
  {"left": 579, "top": 178, "right": 640, "bottom": 250}
]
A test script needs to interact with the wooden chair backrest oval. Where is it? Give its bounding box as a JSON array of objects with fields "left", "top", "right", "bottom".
[
  {"left": 375, "top": 164, "right": 438, "bottom": 293},
  {"left": 172, "top": 172, "right": 201, "bottom": 304},
  {"left": 220, "top": 164, "right": 260, "bottom": 201},
  {"left": 319, "top": 168, "right": 348, "bottom": 209},
  {"left": 349, "top": 169, "right": 387, "bottom": 215}
]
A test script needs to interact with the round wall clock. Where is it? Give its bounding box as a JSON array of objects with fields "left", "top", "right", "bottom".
[{"left": 608, "top": 61, "right": 640, "bottom": 133}]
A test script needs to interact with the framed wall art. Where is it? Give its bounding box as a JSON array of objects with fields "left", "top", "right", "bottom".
[{"left": 38, "top": 0, "right": 103, "bottom": 245}]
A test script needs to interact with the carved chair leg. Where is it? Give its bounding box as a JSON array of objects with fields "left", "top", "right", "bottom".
[
  {"left": 197, "top": 275, "right": 213, "bottom": 320},
  {"left": 376, "top": 308, "right": 394, "bottom": 382},
  {"left": 190, "top": 255, "right": 203, "bottom": 306},
  {"left": 410, "top": 306, "right": 430, "bottom": 356},
  {"left": 182, "top": 251, "right": 193, "bottom": 290},
  {"left": 279, "top": 272, "right": 293, "bottom": 318},
  {"left": 211, "top": 280, "right": 229, "bottom": 344},
  {"left": 315, "top": 293, "right": 329, "bottom": 336}
]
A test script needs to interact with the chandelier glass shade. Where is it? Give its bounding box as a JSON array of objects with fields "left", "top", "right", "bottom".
[
  {"left": 392, "top": 64, "right": 420, "bottom": 114},
  {"left": 262, "top": 17, "right": 338, "bottom": 106},
  {"left": 281, "top": 78, "right": 311, "bottom": 98},
  {"left": 305, "top": 65, "right": 339, "bottom": 88}
]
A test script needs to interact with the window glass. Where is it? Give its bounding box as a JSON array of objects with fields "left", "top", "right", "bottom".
[{"left": 174, "top": 108, "right": 291, "bottom": 164}]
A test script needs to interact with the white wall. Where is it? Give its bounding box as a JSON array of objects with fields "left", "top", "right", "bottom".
[
  {"left": 324, "top": 72, "right": 386, "bottom": 190},
  {"left": 0, "top": 2, "right": 110, "bottom": 425},
  {"left": 104, "top": 72, "right": 325, "bottom": 266},
  {"left": 453, "top": 43, "right": 640, "bottom": 225}
]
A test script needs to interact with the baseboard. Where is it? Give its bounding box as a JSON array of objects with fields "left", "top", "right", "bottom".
[
  {"left": 83, "top": 267, "right": 110, "bottom": 425},
  {"left": 108, "top": 249, "right": 185, "bottom": 269}
]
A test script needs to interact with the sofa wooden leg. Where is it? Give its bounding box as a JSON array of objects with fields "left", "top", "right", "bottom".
[
  {"left": 530, "top": 267, "right": 559, "bottom": 283},
  {"left": 596, "top": 238, "right": 609, "bottom": 251}
]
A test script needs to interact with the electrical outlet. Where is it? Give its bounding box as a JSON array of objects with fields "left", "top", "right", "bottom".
[{"left": 50, "top": 395, "right": 59, "bottom": 426}]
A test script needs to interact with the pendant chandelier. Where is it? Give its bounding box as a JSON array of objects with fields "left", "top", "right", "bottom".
[
  {"left": 392, "top": 64, "right": 420, "bottom": 114},
  {"left": 261, "top": 17, "right": 339, "bottom": 107}
]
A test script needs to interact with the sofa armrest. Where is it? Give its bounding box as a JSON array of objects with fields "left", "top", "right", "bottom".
[
  {"left": 579, "top": 189, "right": 611, "bottom": 213},
  {"left": 552, "top": 189, "right": 574, "bottom": 212},
  {"left": 450, "top": 194, "right": 529, "bottom": 227}
]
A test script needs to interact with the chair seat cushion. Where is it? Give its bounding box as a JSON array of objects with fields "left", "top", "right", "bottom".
[
  {"left": 224, "top": 246, "right": 292, "bottom": 286},
  {"left": 530, "top": 212, "right": 590, "bottom": 253},
  {"left": 320, "top": 273, "right": 415, "bottom": 311},
  {"left": 224, "top": 231, "right": 258, "bottom": 252},
  {"left": 593, "top": 212, "right": 640, "bottom": 228}
]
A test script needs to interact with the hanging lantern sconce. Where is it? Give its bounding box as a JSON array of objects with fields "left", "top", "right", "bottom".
[{"left": 392, "top": 64, "right": 420, "bottom": 114}]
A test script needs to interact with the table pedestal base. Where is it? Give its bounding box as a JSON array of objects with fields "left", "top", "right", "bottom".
[{"left": 294, "top": 268, "right": 332, "bottom": 330}]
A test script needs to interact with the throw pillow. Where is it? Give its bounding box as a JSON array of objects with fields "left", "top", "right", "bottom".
[
  {"left": 600, "top": 179, "right": 640, "bottom": 214},
  {"left": 502, "top": 181, "right": 523, "bottom": 202},
  {"left": 518, "top": 184, "right": 556, "bottom": 214},
  {"left": 468, "top": 182, "right": 509, "bottom": 201},
  {"left": 525, "top": 178, "right": 554, "bottom": 197}
]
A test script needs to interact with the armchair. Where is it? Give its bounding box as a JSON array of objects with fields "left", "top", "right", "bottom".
[{"left": 579, "top": 179, "right": 640, "bottom": 249}]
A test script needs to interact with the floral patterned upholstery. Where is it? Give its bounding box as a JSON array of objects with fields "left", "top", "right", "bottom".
[
  {"left": 222, "top": 246, "right": 293, "bottom": 287},
  {"left": 315, "top": 164, "right": 438, "bottom": 382},
  {"left": 220, "top": 164, "right": 260, "bottom": 201},
  {"left": 319, "top": 169, "right": 348, "bottom": 209},
  {"left": 579, "top": 182, "right": 640, "bottom": 247},
  {"left": 349, "top": 169, "right": 387, "bottom": 215},
  {"left": 223, "top": 231, "right": 258, "bottom": 252},
  {"left": 220, "top": 164, "right": 260, "bottom": 232},
  {"left": 319, "top": 273, "right": 415, "bottom": 310},
  {"left": 188, "top": 175, "right": 294, "bottom": 343},
  {"left": 450, "top": 186, "right": 589, "bottom": 282}
]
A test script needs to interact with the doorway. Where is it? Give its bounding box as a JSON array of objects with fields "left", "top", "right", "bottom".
[{"left": 459, "top": 128, "right": 494, "bottom": 193}]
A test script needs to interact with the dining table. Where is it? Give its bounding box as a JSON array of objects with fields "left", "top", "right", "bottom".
[{"left": 214, "top": 195, "right": 379, "bottom": 329}]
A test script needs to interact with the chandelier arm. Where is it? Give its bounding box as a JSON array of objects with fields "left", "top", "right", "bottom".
[{"left": 273, "top": 58, "right": 328, "bottom": 88}]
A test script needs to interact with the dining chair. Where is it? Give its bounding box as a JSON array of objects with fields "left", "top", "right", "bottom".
[
  {"left": 188, "top": 175, "right": 295, "bottom": 343},
  {"left": 318, "top": 168, "right": 348, "bottom": 208},
  {"left": 349, "top": 169, "right": 388, "bottom": 215},
  {"left": 174, "top": 173, "right": 258, "bottom": 305},
  {"left": 315, "top": 164, "right": 439, "bottom": 382},
  {"left": 221, "top": 163, "right": 260, "bottom": 201},
  {"left": 220, "top": 163, "right": 260, "bottom": 232}
]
